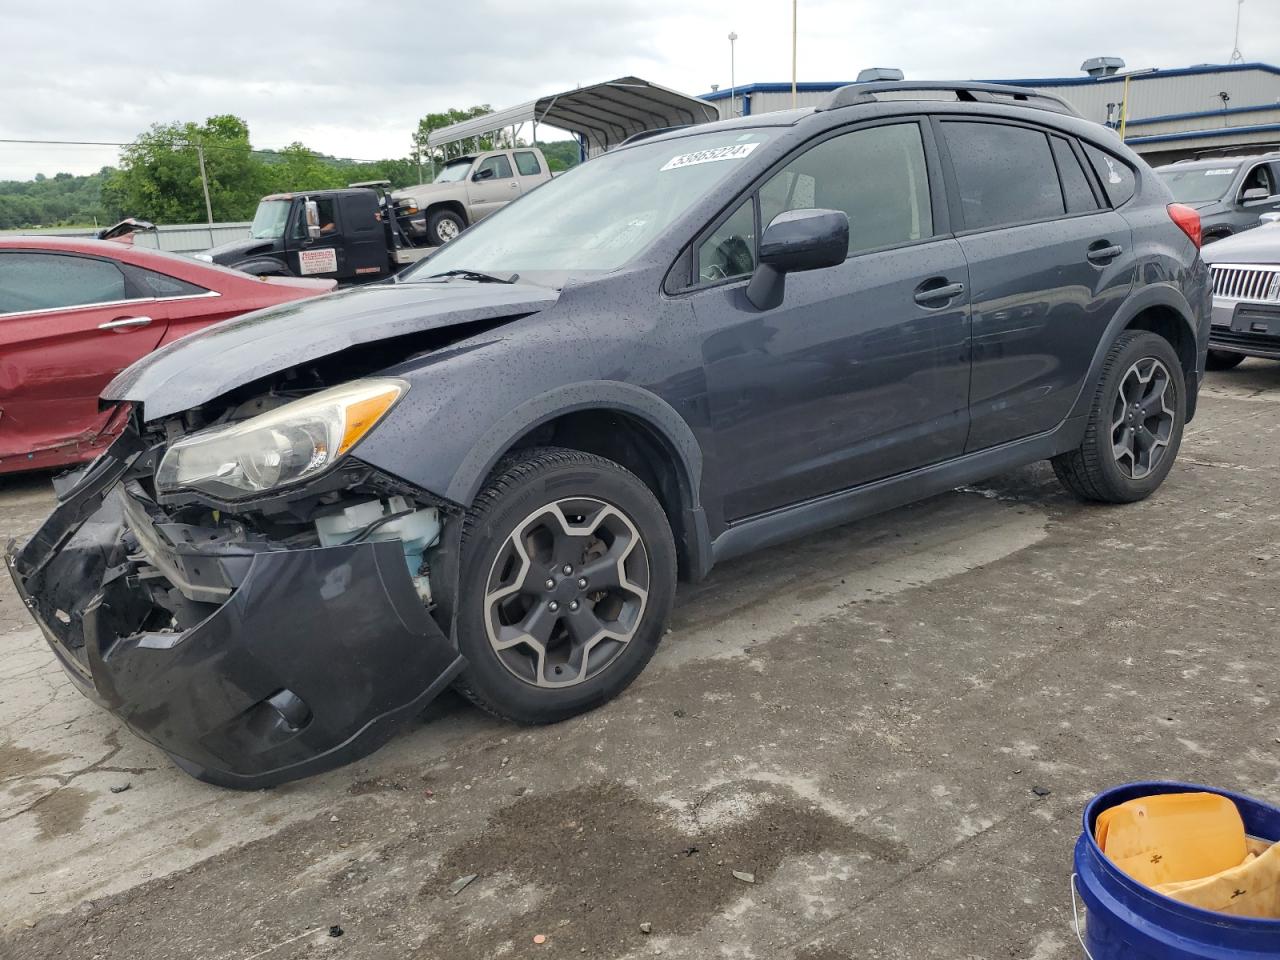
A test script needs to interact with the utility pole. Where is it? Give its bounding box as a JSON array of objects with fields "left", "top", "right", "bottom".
[
  {"left": 791, "top": 0, "right": 798, "bottom": 108},
  {"left": 728, "top": 32, "right": 738, "bottom": 118},
  {"left": 1229, "top": 0, "right": 1245, "bottom": 64},
  {"left": 195, "top": 143, "right": 214, "bottom": 245}
]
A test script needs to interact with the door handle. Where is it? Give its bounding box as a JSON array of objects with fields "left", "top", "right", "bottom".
[
  {"left": 98, "top": 315, "right": 153, "bottom": 331},
  {"left": 913, "top": 280, "right": 965, "bottom": 305},
  {"left": 1086, "top": 242, "right": 1123, "bottom": 264}
]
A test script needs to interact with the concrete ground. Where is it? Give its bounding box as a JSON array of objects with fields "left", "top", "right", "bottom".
[{"left": 1, "top": 362, "right": 1277, "bottom": 960}]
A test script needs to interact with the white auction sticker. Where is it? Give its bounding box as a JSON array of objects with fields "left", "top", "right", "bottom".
[
  {"left": 1205, "top": 168, "right": 1236, "bottom": 176},
  {"left": 299, "top": 248, "right": 338, "bottom": 275},
  {"left": 661, "top": 142, "right": 759, "bottom": 171}
]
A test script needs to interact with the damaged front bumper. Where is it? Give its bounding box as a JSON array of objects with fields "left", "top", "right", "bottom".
[{"left": 5, "top": 435, "right": 464, "bottom": 789}]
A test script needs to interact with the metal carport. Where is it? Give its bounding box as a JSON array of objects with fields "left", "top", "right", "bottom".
[{"left": 424, "top": 76, "right": 719, "bottom": 160}]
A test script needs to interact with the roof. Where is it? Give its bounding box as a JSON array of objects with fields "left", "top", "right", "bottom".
[
  {"left": 424, "top": 76, "right": 719, "bottom": 157},
  {"left": 260, "top": 188, "right": 371, "bottom": 201}
]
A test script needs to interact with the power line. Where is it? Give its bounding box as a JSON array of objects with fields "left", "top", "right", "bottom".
[{"left": 0, "top": 137, "right": 394, "bottom": 165}]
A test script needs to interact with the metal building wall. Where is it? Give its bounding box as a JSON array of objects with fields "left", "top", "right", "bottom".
[{"left": 0, "top": 222, "right": 251, "bottom": 255}]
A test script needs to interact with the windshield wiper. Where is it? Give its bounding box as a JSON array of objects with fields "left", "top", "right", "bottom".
[{"left": 425, "top": 269, "right": 519, "bottom": 284}]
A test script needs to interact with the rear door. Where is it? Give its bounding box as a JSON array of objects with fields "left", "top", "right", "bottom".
[
  {"left": 935, "top": 118, "right": 1133, "bottom": 451},
  {"left": 0, "top": 250, "right": 166, "bottom": 461},
  {"left": 513, "top": 149, "right": 547, "bottom": 192},
  {"left": 467, "top": 153, "right": 521, "bottom": 220}
]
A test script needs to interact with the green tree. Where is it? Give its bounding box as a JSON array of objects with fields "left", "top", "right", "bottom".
[
  {"left": 261, "top": 143, "right": 348, "bottom": 193},
  {"left": 411, "top": 105, "right": 494, "bottom": 169},
  {"left": 105, "top": 114, "right": 268, "bottom": 223}
]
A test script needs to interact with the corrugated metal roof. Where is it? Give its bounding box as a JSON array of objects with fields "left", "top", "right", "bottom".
[{"left": 424, "top": 77, "right": 719, "bottom": 157}]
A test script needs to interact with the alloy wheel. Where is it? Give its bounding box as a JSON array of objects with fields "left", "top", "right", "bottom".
[
  {"left": 483, "top": 497, "right": 650, "bottom": 688},
  {"left": 1110, "top": 357, "right": 1175, "bottom": 480}
]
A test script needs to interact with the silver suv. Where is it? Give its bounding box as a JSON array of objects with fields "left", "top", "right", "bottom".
[{"left": 1156, "top": 151, "right": 1280, "bottom": 243}]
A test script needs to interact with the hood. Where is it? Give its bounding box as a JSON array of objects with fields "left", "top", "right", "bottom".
[
  {"left": 201, "top": 235, "right": 277, "bottom": 264},
  {"left": 103, "top": 280, "right": 559, "bottom": 419},
  {"left": 1201, "top": 223, "right": 1280, "bottom": 266},
  {"left": 393, "top": 181, "right": 462, "bottom": 201}
]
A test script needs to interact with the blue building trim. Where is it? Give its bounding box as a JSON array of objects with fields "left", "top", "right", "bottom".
[
  {"left": 1125, "top": 122, "right": 1280, "bottom": 146},
  {"left": 1124, "top": 103, "right": 1280, "bottom": 129},
  {"left": 700, "top": 63, "right": 1280, "bottom": 101}
]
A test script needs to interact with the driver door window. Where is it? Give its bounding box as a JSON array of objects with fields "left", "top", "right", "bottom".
[{"left": 476, "top": 154, "right": 514, "bottom": 180}]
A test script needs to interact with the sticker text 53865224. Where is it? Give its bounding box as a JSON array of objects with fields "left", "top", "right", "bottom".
[{"left": 661, "top": 142, "right": 760, "bottom": 172}]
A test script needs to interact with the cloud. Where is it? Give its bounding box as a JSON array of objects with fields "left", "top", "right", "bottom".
[{"left": 2, "top": 0, "right": 1277, "bottom": 178}]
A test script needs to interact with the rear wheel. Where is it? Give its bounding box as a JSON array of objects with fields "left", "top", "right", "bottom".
[
  {"left": 1052, "top": 330, "right": 1186, "bottom": 504},
  {"left": 427, "top": 209, "right": 465, "bottom": 245},
  {"left": 454, "top": 448, "right": 676, "bottom": 724},
  {"left": 1205, "top": 349, "right": 1245, "bottom": 371}
]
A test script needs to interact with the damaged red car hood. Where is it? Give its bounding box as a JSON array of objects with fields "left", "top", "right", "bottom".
[{"left": 103, "top": 280, "right": 559, "bottom": 420}]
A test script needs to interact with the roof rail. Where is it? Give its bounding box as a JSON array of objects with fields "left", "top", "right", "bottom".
[
  {"left": 1188, "top": 143, "right": 1280, "bottom": 159},
  {"left": 819, "top": 81, "right": 1082, "bottom": 118},
  {"left": 618, "top": 124, "right": 692, "bottom": 147}
]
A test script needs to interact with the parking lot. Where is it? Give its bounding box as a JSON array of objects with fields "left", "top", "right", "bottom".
[{"left": 0, "top": 362, "right": 1276, "bottom": 960}]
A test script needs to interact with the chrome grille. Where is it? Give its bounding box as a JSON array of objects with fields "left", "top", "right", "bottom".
[{"left": 1210, "top": 263, "right": 1280, "bottom": 303}]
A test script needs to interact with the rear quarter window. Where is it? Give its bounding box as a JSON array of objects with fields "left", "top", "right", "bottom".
[{"left": 1082, "top": 142, "right": 1137, "bottom": 207}]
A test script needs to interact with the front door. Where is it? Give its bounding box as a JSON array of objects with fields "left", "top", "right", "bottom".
[
  {"left": 467, "top": 153, "right": 521, "bottom": 220},
  {"left": 338, "top": 192, "right": 391, "bottom": 280},
  {"left": 688, "top": 120, "right": 972, "bottom": 521},
  {"left": 935, "top": 119, "right": 1134, "bottom": 450},
  {"left": 289, "top": 195, "right": 346, "bottom": 279},
  {"left": 0, "top": 250, "right": 167, "bottom": 465}
]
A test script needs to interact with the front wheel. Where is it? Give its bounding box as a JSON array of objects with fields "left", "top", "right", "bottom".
[
  {"left": 454, "top": 448, "right": 677, "bottom": 724},
  {"left": 1052, "top": 330, "right": 1186, "bottom": 504},
  {"left": 427, "top": 209, "right": 465, "bottom": 246},
  {"left": 1205, "top": 349, "right": 1245, "bottom": 371}
]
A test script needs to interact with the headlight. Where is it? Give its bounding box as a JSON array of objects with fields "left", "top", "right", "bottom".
[
  {"left": 193, "top": 253, "right": 213, "bottom": 262},
  {"left": 156, "top": 378, "right": 407, "bottom": 498}
]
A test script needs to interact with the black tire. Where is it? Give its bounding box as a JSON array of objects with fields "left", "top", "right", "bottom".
[
  {"left": 426, "top": 208, "right": 466, "bottom": 246},
  {"left": 1205, "top": 349, "right": 1245, "bottom": 371},
  {"left": 1052, "top": 330, "right": 1186, "bottom": 504},
  {"left": 454, "top": 447, "right": 677, "bottom": 725}
]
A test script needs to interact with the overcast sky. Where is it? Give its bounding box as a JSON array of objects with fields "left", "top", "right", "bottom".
[{"left": 2, "top": 0, "right": 1277, "bottom": 180}]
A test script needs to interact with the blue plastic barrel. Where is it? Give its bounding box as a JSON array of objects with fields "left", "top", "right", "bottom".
[{"left": 1073, "top": 781, "right": 1280, "bottom": 959}]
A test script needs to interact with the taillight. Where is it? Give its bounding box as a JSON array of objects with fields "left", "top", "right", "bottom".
[{"left": 1167, "top": 203, "right": 1202, "bottom": 249}]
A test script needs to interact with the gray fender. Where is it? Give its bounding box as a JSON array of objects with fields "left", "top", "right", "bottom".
[
  {"left": 438, "top": 381, "right": 712, "bottom": 582},
  {"left": 1063, "top": 281, "right": 1201, "bottom": 430}
]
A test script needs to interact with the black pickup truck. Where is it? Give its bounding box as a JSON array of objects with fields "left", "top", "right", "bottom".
[{"left": 195, "top": 182, "right": 431, "bottom": 284}]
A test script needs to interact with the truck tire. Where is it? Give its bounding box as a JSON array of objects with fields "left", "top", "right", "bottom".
[
  {"left": 427, "top": 209, "right": 466, "bottom": 246},
  {"left": 1051, "top": 330, "right": 1186, "bottom": 504},
  {"left": 453, "top": 447, "right": 677, "bottom": 725}
]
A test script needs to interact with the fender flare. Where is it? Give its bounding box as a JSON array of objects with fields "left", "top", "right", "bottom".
[
  {"left": 445, "top": 381, "right": 712, "bottom": 580},
  {"left": 1065, "top": 282, "right": 1200, "bottom": 425}
]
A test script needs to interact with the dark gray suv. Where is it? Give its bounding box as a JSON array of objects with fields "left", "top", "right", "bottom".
[
  {"left": 1157, "top": 152, "right": 1280, "bottom": 243},
  {"left": 8, "top": 81, "right": 1210, "bottom": 788}
]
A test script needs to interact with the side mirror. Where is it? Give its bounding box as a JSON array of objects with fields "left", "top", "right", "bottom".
[
  {"left": 473, "top": 167, "right": 495, "bottom": 182},
  {"left": 746, "top": 208, "right": 849, "bottom": 310},
  {"left": 1241, "top": 187, "right": 1269, "bottom": 205},
  {"left": 303, "top": 199, "right": 322, "bottom": 240}
]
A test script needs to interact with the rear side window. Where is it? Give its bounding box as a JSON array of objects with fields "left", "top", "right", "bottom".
[
  {"left": 121, "top": 264, "right": 209, "bottom": 298},
  {"left": 0, "top": 252, "right": 128, "bottom": 314},
  {"left": 514, "top": 151, "right": 542, "bottom": 176},
  {"left": 760, "top": 121, "right": 933, "bottom": 255},
  {"left": 1082, "top": 142, "right": 1137, "bottom": 207},
  {"left": 1051, "top": 137, "right": 1100, "bottom": 214},
  {"left": 942, "top": 121, "right": 1065, "bottom": 230}
]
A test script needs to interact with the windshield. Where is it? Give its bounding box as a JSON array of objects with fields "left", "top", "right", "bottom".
[
  {"left": 402, "top": 129, "right": 776, "bottom": 278},
  {"left": 249, "top": 200, "right": 292, "bottom": 239},
  {"left": 434, "top": 161, "right": 474, "bottom": 183},
  {"left": 1158, "top": 166, "right": 1238, "bottom": 204}
]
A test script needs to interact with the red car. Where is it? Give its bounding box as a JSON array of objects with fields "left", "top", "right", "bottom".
[{"left": 0, "top": 237, "right": 335, "bottom": 475}]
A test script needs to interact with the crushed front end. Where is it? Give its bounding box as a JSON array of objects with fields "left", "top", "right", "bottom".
[{"left": 6, "top": 387, "right": 465, "bottom": 789}]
